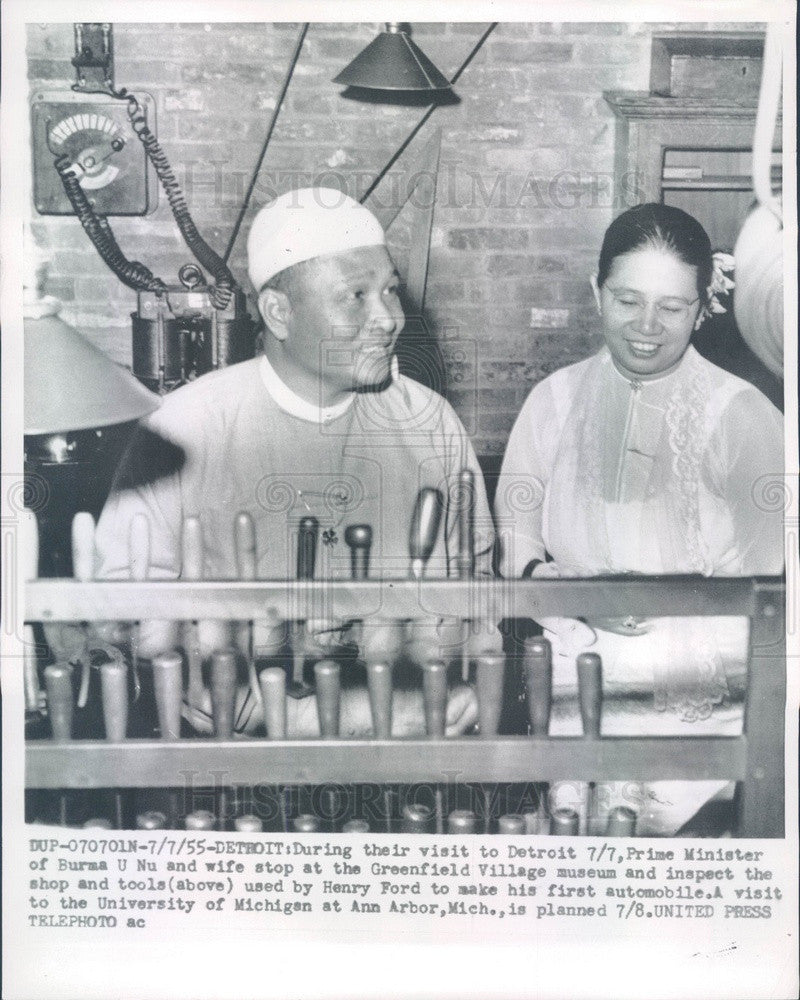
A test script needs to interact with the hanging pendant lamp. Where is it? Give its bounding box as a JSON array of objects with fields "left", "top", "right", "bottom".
[{"left": 333, "top": 23, "right": 452, "bottom": 92}]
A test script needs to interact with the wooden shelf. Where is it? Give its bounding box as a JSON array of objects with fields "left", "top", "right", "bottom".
[
  {"left": 662, "top": 175, "right": 754, "bottom": 191},
  {"left": 23, "top": 577, "right": 786, "bottom": 837},
  {"left": 604, "top": 90, "right": 762, "bottom": 122},
  {"left": 25, "top": 575, "right": 766, "bottom": 623},
  {"left": 602, "top": 88, "right": 781, "bottom": 242},
  {"left": 26, "top": 735, "right": 748, "bottom": 788}
]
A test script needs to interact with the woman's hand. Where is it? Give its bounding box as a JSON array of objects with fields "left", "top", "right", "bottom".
[
  {"left": 583, "top": 616, "right": 652, "bottom": 636},
  {"left": 524, "top": 564, "right": 652, "bottom": 637},
  {"left": 444, "top": 683, "right": 479, "bottom": 736},
  {"left": 388, "top": 685, "right": 477, "bottom": 737},
  {"left": 528, "top": 561, "right": 561, "bottom": 578},
  {"left": 303, "top": 618, "right": 352, "bottom": 656}
]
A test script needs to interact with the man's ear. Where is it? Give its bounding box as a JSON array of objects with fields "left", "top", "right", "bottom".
[
  {"left": 589, "top": 273, "right": 602, "bottom": 314},
  {"left": 257, "top": 287, "right": 291, "bottom": 342}
]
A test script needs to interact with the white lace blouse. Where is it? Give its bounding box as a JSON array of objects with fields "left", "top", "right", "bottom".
[
  {"left": 494, "top": 346, "right": 784, "bottom": 833},
  {"left": 496, "top": 344, "right": 784, "bottom": 583}
]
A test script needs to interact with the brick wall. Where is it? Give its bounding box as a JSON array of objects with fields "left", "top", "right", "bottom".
[{"left": 26, "top": 20, "right": 761, "bottom": 457}]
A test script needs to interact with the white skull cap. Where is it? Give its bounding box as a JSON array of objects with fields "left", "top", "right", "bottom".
[{"left": 247, "top": 187, "right": 387, "bottom": 290}]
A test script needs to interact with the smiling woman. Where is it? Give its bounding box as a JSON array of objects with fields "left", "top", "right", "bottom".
[
  {"left": 594, "top": 246, "right": 700, "bottom": 380},
  {"left": 590, "top": 203, "right": 711, "bottom": 381},
  {"left": 495, "top": 202, "right": 784, "bottom": 835}
]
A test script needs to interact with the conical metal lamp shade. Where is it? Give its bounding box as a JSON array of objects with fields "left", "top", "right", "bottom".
[
  {"left": 24, "top": 314, "right": 160, "bottom": 434},
  {"left": 333, "top": 25, "right": 452, "bottom": 92}
]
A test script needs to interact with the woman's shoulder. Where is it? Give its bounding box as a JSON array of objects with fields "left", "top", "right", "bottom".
[
  {"left": 690, "top": 348, "right": 783, "bottom": 448},
  {"left": 687, "top": 348, "right": 782, "bottom": 424}
]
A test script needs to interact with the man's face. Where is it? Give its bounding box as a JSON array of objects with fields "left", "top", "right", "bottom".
[{"left": 279, "top": 245, "right": 405, "bottom": 400}]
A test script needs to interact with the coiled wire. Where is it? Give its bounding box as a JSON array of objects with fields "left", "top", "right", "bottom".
[
  {"left": 114, "top": 86, "right": 236, "bottom": 309},
  {"left": 53, "top": 152, "right": 167, "bottom": 294}
]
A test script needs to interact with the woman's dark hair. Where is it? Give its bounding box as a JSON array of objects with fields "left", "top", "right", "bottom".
[{"left": 597, "top": 203, "right": 713, "bottom": 299}]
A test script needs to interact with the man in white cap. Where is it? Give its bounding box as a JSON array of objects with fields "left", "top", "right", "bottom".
[{"left": 92, "top": 187, "right": 497, "bottom": 737}]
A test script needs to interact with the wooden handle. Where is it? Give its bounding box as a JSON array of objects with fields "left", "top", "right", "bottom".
[
  {"left": 408, "top": 488, "right": 443, "bottom": 577},
  {"left": 321, "top": 788, "right": 342, "bottom": 831},
  {"left": 100, "top": 659, "right": 128, "bottom": 741},
  {"left": 421, "top": 659, "right": 447, "bottom": 738},
  {"left": 20, "top": 506, "right": 39, "bottom": 581},
  {"left": 342, "top": 819, "right": 370, "bottom": 833},
  {"left": 210, "top": 649, "right": 238, "bottom": 739},
  {"left": 180, "top": 517, "right": 205, "bottom": 706},
  {"left": 476, "top": 652, "right": 504, "bottom": 737},
  {"left": 293, "top": 814, "right": 320, "bottom": 832},
  {"left": 185, "top": 810, "right": 216, "bottom": 830},
  {"left": 521, "top": 811, "right": 546, "bottom": 835},
  {"left": 234, "top": 511, "right": 260, "bottom": 709},
  {"left": 71, "top": 512, "right": 95, "bottom": 582},
  {"left": 181, "top": 516, "right": 203, "bottom": 580},
  {"left": 235, "top": 815, "right": 264, "bottom": 832},
  {"left": 129, "top": 512, "right": 150, "bottom": 581},
  {"left": 550, "top": 808, "right": 579, "bottom": 835},
  {"left": 456, "top": 468, "right": 475, "bottom": 579},
  {"left": 577, "top": 652, "right": 602, "bottom": 738},
  {"left": 447, "top": 809, "right": 477, "bottom": 834},
  {"left": 296, "top": 516, "right": 319, "bottom": 580},
  {"left": 259, "top": 667, "right": 287, "bottom": 739},
  {"left": 497, "top": 813, "right": 526, "bottom": 834},
  {"left": 606, "top": 806, "right": 637, "bottom": 837},
  {"left": 401, "top": 803, "right": 434, "bottom": 834},
  {"left": 83, "top": 818, "right": 113, "bottom": 829},
  {"left": 152, "top": 651, "right": 183, "bottom": 739},
  {"left": 344, "top": 524, "right": 372, "bottom": 580},
  {"left": 136, "top": 810, "right": 167, "bottom": 830},
  {"left": 523, "top": 636, "right": 552, "bottom": 735},
  {"left": 234, "top": 511, "right": 257, "bottom": 580},
  {"left": 23, "top": 623, "right": 42, "bottom": 713},
  {"left": 366, "top": 661, "right": 393, "bottom": 738},
  {"left": 44, "top": 663, "right": 73, "bottom": 741},
  {"left": 314, "top": 660, "right": 341, "bottom": 738}
]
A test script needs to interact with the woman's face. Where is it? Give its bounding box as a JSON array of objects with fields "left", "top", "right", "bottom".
[{"left": 592, "top": 245, "right": 703, "bottom": 380}]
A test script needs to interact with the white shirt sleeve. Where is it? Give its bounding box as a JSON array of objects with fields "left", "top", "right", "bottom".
[
  {"left": 94, "top": 413, "right": 185, "bottom": 581},
  {"left": 706, "top": 387, "right": 785, "bottom": 575},
  {"left": 443, "top": 411, "right": 496, "bottom": 578},
  {"left": 494, "top": 383, "right": 552, "bottom": 578}
]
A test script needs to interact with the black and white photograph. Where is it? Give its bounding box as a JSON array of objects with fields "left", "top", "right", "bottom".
[{"left": 2, "top": 2, "right": 797, "bottom": 998}]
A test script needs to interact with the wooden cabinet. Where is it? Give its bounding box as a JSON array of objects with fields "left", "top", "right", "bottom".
[
  {"left": 603, "top": 90, "right": 783, "bottom": 409},
  {"left": 603, "top": 91, "right": 781, "bottom": 251}
]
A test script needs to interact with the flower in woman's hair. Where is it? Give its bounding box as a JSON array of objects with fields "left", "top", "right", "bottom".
[
  {"left": 696, "top": 251, "right": 736, "bottom": 327},
  {"left": 710, "top": 251, "right": 736, "bottom": 297}
]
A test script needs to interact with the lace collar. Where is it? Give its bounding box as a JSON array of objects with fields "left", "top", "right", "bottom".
[{"left": 605, "top": 345, "right": 699, "bottom": 390}]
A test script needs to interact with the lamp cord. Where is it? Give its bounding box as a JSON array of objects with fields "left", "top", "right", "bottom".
[
  {"left": 752, "top": 22, "right": 783, "bottom": 223},
  {"left": 223, "top": 23, "right": 310, "bottom": 264},
  {"left": 360, "top": 22, "right": 498, "bottom": 205},
  {"left": 52, "top": 150, "right": 167, "bottom": 294},
  {"left": 115, "top": 86, "right": 236, "bottom": 308}
]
